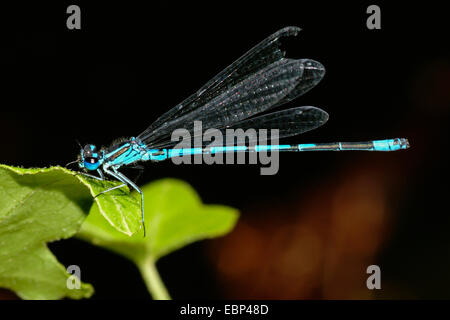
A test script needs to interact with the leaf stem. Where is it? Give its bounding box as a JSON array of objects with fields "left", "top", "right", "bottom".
[{"left": 137, "top": 256, "right": 171, "bottom": 300}]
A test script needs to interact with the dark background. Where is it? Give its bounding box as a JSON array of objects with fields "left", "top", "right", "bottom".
[{"left": 1, "top": 1, "right": 449, "bottom": 299}]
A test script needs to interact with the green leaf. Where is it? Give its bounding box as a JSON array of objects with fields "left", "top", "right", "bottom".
[
  {"left": 77, "top": 178, "right": 239, "bottom": 299},
  {"left": 0, "top": 164, "right": 94, "bottom": 299},
  {"left": 81, "top": 174, "right": 141, "bottom": 236}
]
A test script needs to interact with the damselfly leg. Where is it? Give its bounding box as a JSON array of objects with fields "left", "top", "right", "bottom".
[
  {"left": 77, "top": 169, "right": 105, "bottom": 181},
  {"left": 94, "top": 183, "right": 127, "bottom": 197},
  {"left": 103, "top": 167, "right": 146, "bottom": 236}
]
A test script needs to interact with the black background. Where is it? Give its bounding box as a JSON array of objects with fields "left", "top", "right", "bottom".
[{"left": 1, "top": 1, "right": 449, "bottom": 299}]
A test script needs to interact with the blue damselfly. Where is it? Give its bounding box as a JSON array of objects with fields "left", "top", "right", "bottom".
[{"left": 73, "top": 27, "right": 409, "bottom": 235}]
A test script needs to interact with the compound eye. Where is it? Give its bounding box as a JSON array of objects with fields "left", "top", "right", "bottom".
[{"left": 83, "top": 144, "right": 97, "bottom": 158}]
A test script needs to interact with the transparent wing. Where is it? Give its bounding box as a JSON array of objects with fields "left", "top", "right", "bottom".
[
  {"left": 151, "top": 106, "right": 329, "bottom": 149},
  {"left": 142, "top": 58, "right": 325, "bottom": 148},
  {"left": 223, "top": 106, "right": 329, "bottom": 144},
  {"left": 138, "top": 27, "right": 305, "bottom": 140}
]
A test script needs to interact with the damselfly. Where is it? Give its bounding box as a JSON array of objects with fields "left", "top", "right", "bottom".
[{"left": 73, "top": 27, "right": 409, "bottom": 236}]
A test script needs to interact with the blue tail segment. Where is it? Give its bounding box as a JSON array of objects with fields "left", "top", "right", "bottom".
[{"left": 372, "top": 138, "right": 410, "bottom": 151}]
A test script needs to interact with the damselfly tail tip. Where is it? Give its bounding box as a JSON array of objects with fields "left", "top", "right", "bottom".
[
  {"left": 393, "top": 138, "right": 410, "bottom": 150},
  {"left": 374, "top": 138, "right": 410, "bottom": 151},
  {"left": 397, "top": 138, "right": 410, "bottom": 150}
]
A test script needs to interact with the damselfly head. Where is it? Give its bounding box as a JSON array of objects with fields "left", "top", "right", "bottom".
[{"left": 81, "top": 144, "right": 101, "bottom": 171}]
